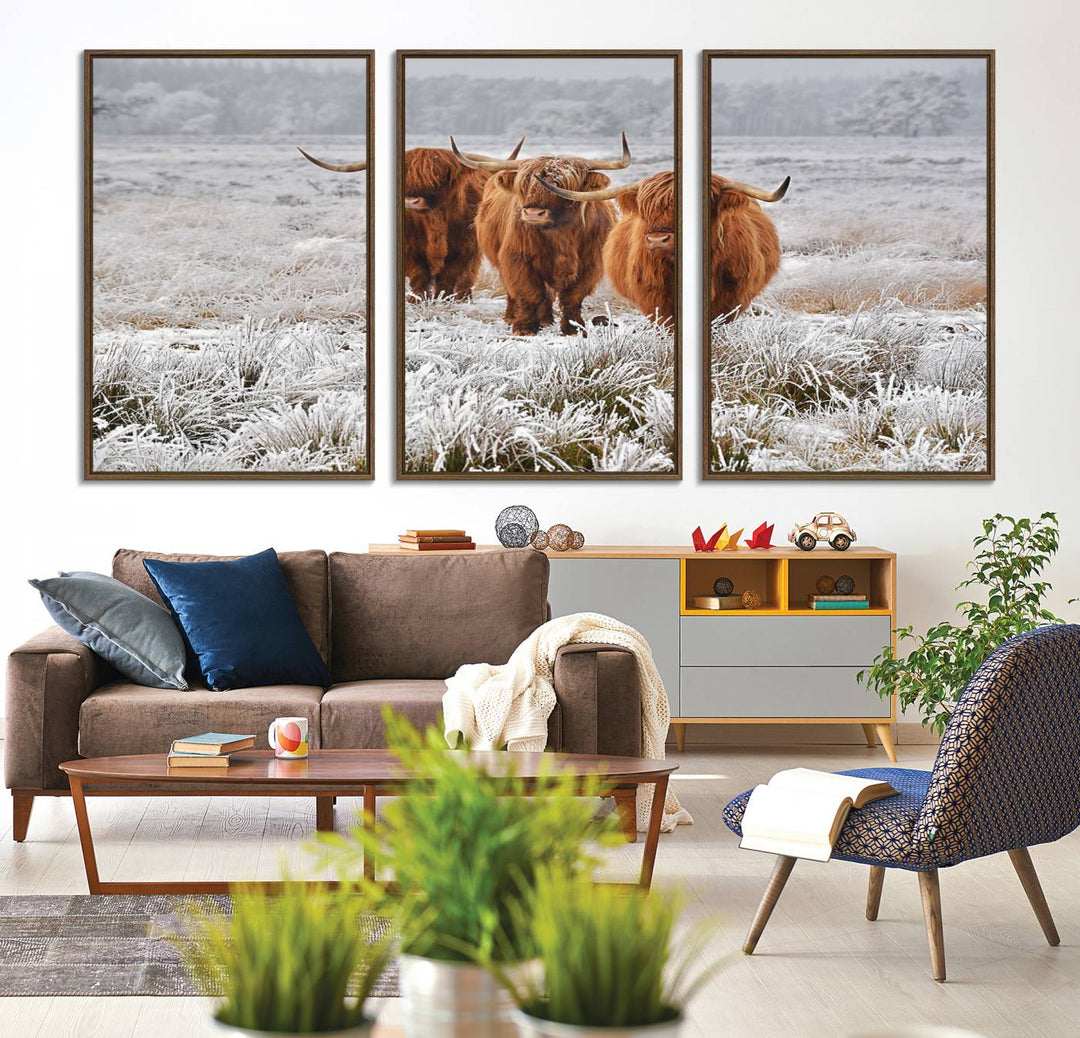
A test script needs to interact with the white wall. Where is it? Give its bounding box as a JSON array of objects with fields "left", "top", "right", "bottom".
[{"left": 2, "top": 0, "right": 1079, "bottom": 722}]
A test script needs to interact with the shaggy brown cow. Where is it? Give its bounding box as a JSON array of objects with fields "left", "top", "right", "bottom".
[
  {"left": 708, "top": 173, "right": 790, "bottom": 321},
  {"left": 299, "top": 140, "right": 523, "bottom": 298},
  {"left": 451, "top": 134, "right": 632, "bottom": 336},
  {"left": 538, "top": 169, "right": 677, "bottom": 325}
]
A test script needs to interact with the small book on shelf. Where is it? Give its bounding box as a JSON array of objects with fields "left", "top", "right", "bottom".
[
  {"left": 807, "top": 594, "right": 868, "bottom": 602},
  {"left": 739, "top": 768, "right": 898, "bottom": 862},
  {"left": 692, "top": 595, "right": 744, "bottom": 610},
  {"left": 807, "top": 596, "right": 870, "bottom": 610},
  {"left": 170, "top": 733, "right": 255, "bottom": 756},
  {"left": 397, "top": 538, "right": 476, "bottom": 551},
  {"left": 405, "top": 529, "right": 466, "bottom": 537},
  {"left": 399, "top": 534, "right": 474, "bottom": 544},
  {"left": 167, "top": 751, "right": 231, "bottom": 768}
]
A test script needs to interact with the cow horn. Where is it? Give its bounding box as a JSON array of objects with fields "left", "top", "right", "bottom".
[
  {"left": 586, "top": 132, "right": 632, "bottom": 171},
  {"left": 449, "top": 136, "right": 523, "bottom": 171},
  {"left": 297, "top": 147, "right": 368, "bottom": 173},
  {"left": 722, "top": 175, "right": 790, "bottom": 203},
  {"left": 535, "top": 176, "right": 647, "bottom": 203}
]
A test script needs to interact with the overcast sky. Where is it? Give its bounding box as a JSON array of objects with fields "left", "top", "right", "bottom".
[
  {"left": 406, "top": 56, "right": 675, "bottom": 82},
  {"left": 710, "top": 55, "right": 986, "bottom": 84}
]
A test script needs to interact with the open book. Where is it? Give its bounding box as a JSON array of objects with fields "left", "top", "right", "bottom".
[{"left": 739, "top": 768, "right": 898, "bottom": 862}]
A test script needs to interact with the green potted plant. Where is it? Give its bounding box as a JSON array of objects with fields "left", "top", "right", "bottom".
[
  {"left": 860, "top": 513, "right": 1072, "bottom": 733},
  {"left": 174, "top": 880, "right": 393, "bottom": 1036},
  {"left": 499, "top": 870, "right": 721, "bottom": 1037},
  {"left": 314, "top": 710, "right": 619, "bottom": 1038}
]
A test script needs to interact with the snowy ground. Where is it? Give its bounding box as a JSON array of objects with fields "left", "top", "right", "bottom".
[
  {"left": 402, "top": 134, "right": 677, "bottom": 475},
  {"left": 709, "top": 134, "right": 988, "bottom": 474},
  {"left": 91, "top": 135, "right": 369, "bottom": 474}
]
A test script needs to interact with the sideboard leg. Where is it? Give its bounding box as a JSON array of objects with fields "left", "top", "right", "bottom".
[
  {"left": 672, "top": 723, "right": 687, "bottom": 752},
  {"left": 860, "top": 724, "right": 877, "bottom": 748},
  {"left": 874, "top": 723, "right": 898, "bottom": 762}
]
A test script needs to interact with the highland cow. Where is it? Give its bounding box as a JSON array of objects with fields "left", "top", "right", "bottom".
[{"left": 452, "top": 134, "right": 632, "bottom": 336}]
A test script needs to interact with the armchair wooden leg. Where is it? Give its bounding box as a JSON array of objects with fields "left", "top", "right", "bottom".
[
  {"left": 1008, "top": 847, "right": 1060, "bottom": 946},
  {"left": 917, "top": 869, "right": 946, "bottom": 982},
  {"left": 743, "top": 855, "right": 797, "bottom": 955},
  {"left": 12, "top": 792, "right": 34, "bottom": 842},
  {"left": 861, "top": 723, "right": 877, "bottom": 748},
  {"left": 672, "top": 723, "right": 687, "bottom": 752},
  {"left": 866, "top": 865, "right": 885, "bottom": 920}
]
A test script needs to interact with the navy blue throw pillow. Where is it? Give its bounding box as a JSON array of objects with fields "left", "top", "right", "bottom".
[{"left": 143, "top": 548, "right": 332, "bottom": 691}]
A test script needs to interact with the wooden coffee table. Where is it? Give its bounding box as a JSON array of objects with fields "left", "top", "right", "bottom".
[{"left": 59, "top": 749, "right": 676, "bottom": 895}]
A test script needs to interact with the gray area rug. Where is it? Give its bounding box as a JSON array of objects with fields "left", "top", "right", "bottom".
[{"left": 0, "top": 895, "right": 399, "bottom": 997}]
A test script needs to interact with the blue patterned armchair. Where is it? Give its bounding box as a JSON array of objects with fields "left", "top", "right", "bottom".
[{"left": 723, "top": 624, "right": 1080, "bottom": 981}]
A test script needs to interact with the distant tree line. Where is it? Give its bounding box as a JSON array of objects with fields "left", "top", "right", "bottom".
[
  {"left": 712, "top": 68, "right": 986, "bottom": 137},
  {"left": 405, "top": 76, "right": 675, "bottom": 138},
  {"left": 93, "top": 58, "right": 367, "bottom": 135}
]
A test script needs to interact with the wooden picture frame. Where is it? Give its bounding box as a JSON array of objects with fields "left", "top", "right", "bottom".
[
  {"left": 703, "top": 50, "right": 994, "bottom": 480},
  {"left": 84, "top": 49, "right": 375, "bottom": 479},
  {"left": 397, "top": 49, "right": 683, "bottom": 480}
]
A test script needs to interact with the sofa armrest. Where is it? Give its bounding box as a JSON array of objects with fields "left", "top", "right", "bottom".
[
  {"left": 552, "top": 643, "right": 641, "bottom": 758},
  {"left": 5, "top": 627, "right": 108, "bottom": 791}
]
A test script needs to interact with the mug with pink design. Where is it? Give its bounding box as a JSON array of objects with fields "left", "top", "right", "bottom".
[{"left": 268, "top": 716, "right": 309, "bottom": 759}]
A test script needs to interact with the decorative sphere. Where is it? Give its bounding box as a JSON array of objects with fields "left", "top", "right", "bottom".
[
  {"left": 547, "top": 524, "right": 573, "bottom": 551},
  {"left": 495, "top": 506, "right": 539, "bottom": 548},
  {"left": 713, "top": 576, "right": 734, "bottom": 597},
  {"left": 530, "top": 530, "right": 549, "bottom": 551},
  {"left": 741, "top": 589, "right": 761, "bottom": 609},
  {"left": 835, "top": 574, "right": 856, "bottom": 595},
  {"left": 570, "top": 530, "right": 585, "bottom": 550},
  {"left": 816, "top": 575, "right": 836, "bottom": 594}
]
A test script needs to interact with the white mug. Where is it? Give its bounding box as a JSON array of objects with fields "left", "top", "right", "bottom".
[{"left": 268, "top": 716, "right": 309, "bottom": 759}]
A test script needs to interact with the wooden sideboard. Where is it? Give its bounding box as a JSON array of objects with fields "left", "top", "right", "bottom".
[{"left": 368, "top": 544, "right": 898, "bottom": 760}]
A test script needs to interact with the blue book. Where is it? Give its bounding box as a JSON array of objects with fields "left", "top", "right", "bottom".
[{"left": 170, "top": 732, "right": 255, "bottom": 755}]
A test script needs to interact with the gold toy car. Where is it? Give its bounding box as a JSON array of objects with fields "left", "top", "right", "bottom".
[{"left": 789, "top": 512, "right": 856, "bottom": 552}]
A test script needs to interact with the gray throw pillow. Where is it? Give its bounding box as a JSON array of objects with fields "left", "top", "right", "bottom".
[{"left": 29, "top": 571, "right": 188, "bottom": 690}]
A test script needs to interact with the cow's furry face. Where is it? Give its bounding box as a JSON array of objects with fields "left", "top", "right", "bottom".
[
  {"left": 634, "top": 171, "right": 676, "bottom": 252},
  {"left": 403, "top": 148, "right": 469, "bottom": 211},
  {"left": 493, "top": 158, "right": 611, "bottom": 229}
]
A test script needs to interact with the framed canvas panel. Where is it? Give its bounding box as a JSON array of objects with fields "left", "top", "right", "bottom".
[
  {"left": 397, "top": 50, "right": 682, "bottom": 479},
  {"left": 704, "top": 50, "right": 994, "bottom": 479},
  {"left": 85, "top": 50, "right": 374, "bottom": 479}
]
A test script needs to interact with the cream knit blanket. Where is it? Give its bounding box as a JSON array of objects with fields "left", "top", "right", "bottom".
[{"left": 442, "top": 612, "right": 692, "bottom": 833}]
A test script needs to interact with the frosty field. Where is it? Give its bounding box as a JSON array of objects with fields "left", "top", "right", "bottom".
[
  {"left": 91, "top": 135, "right": 369, "bottom": 474},
  {"left": 710, "top": 134, "right": 988, "bottom": 474},
  {"left": 402, "top": 134, "right": 677, "bottom": 475}
]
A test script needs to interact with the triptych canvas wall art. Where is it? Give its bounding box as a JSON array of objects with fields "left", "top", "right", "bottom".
[{"left": 83, "top": 49, "right": 992, "bottom": 482}]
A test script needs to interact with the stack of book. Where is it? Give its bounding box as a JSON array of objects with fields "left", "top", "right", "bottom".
[
  {"left": 807, "top": 594, "right": 870, "bottom": 611},
  {"left": 167, "top": 732, "right": 255, "bottom": 768},
  {"left": 397, "top": 529, "right": 475, "bottom": 552}
]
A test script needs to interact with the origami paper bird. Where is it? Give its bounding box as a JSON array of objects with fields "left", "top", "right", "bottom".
[
  {"left": 721, "top": 527, "right": 744, "bottom": 550},
  {"left": 745, "top": 522, "right": 775, "bottom": 549},
  {"left": 692, "top": 525, "right": 727, "bottom": 552}
]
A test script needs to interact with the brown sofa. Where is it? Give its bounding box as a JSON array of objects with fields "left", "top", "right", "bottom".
[{"left": 6, "top": 548, "right": 641, "bottom": 840}]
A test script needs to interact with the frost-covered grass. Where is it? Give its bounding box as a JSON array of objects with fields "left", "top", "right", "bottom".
[
  {"left": 709, "top": 135, "right": 988, "bottom": 473},
  {"left": 404, "top": 293, "right": 675, "bottom": 474},
  {"left": 402, "top": 134, "right": 676, "bottom": 475},
  {"left": 92, "top": 135, "right": 368, "bottom": 473}
]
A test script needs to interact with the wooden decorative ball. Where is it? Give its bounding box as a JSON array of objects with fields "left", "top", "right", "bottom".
[
  {"left": 741, "top": 589, "right": 761, "bottom": 609},
  {"left": 547, "top": 524, "right": 573, "bottom": 551},
  {"left": 835, "top": 574, "right": 856, "bottom": 595},
  {"left": 713, "top": 576, "right": 734, "bottom": 597},
  {"left": 815, "top": 575, "right": 836, "bottom": 594},
  {"left": 570, "top": 530, "right": 585, "bottom": 550},
  {"left": 530, "top": 529, "right": 548, "bottom": 551}
]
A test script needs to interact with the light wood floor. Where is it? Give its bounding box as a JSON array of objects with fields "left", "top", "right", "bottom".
[{"left": 1, "top": 739, "right": 1077, "bottom": 1038}]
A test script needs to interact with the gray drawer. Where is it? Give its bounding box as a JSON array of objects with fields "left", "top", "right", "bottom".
[
  {"left": 680, "top": 666, "right": 891, "bottom": 719},
  {"left": 680, "top": 615, "right": 891, "bottom": 668}
]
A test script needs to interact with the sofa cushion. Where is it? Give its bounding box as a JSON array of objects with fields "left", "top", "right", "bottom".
[
  {"left": 112, "top": 549, "right": 330, "bottom": 664},
  {"left": 79, "top": 681, "right": 323, "bottom": 758},
  {"left": 143, "top": 549, "right": 332, "bottom": 691},
  {"left": 321, "top": 680, "right": 561, "bottom": 750},
  {"left": 329, "top": 550, "right": 549, "bottom": 680}
]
